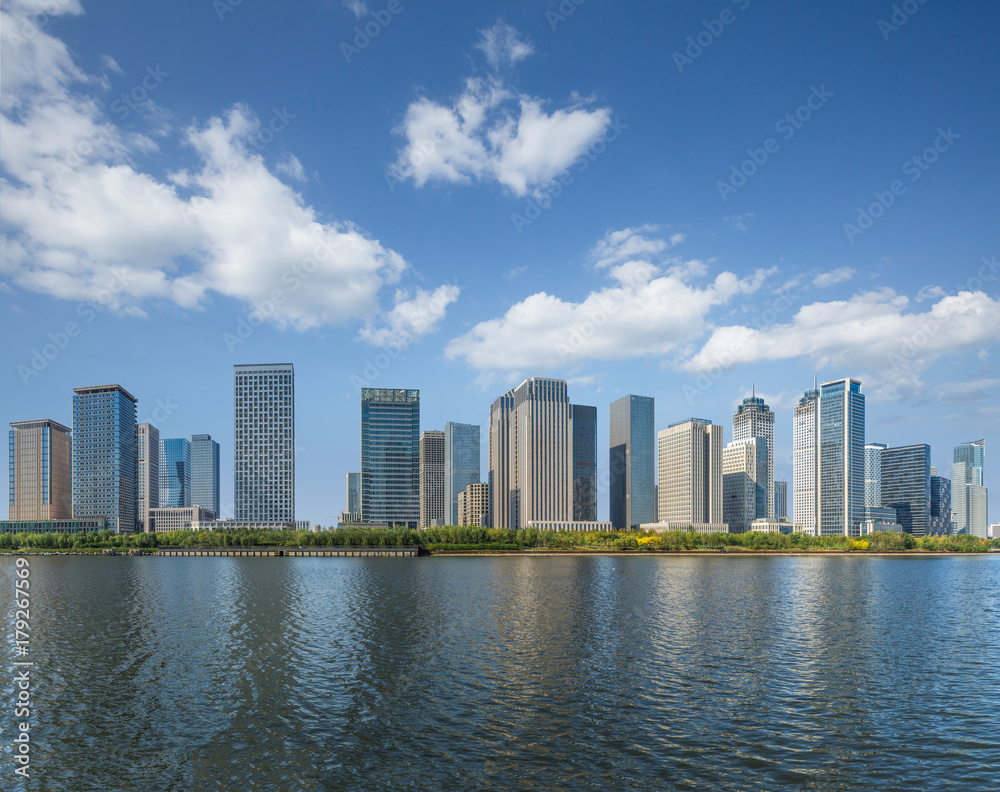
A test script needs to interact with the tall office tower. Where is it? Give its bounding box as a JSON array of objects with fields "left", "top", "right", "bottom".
[
  {"left": 609, "top": 394, "right": 656, "bottom": 529},
  {"left": 929, "top": 473, "right": 952, "bottom": 536},
  {"left": 9, "top": 419, "right": 72, "bottom": 520},
  {"left": 819, "top": 378, "right": 865, "bottom": 537},
  {"left": 137, "top": 423, "right": 159, "bottom": 532},
  {"left": 444, "top": 422, "right": 480, "bottom": 526},
  {"left": 72, "top": 384, "right": 138, "bottom": 533},
  {"left": 190, "top": 434, "right": 220, "bottom": 516},
  {"left": 488, "top": 378, "right": 592, "bottom": 530},
  {"left": 732, "top": 392, "right": 775, "bottom": 518},
  {"left": 658, "top": 419, "right": 724, "bottom": 526},
  {"left": 793, "top": 386, "right": 820, "bottom": 535},
  {"left": 234, "top": 364, "right": 295, "bottom": 522},
  {"left": 953, "top": 440, "right": 988, "bottom": 537},
  {"left": 419, "top": 430, "right": 445, "bottom": 529},
  {"left": 361, "top": 388, "right": 420, "bottom": 528},
  {"left": 347, "top": 472, "right": 361, "bottom": 514},
  {"left": 572, "top": 404, "right": 598, "bottom": 521},
  {"left": 160, "top": 438, "right": 191, "bottom": 508},
  {"left": 723, "top": 438, "right": 766, "bottom": 533},
  {"left": 881, "top": 444, "right": 931, "bottom": 537},
  {"left": 774, "top": 480, "right": 788, "bottom": 520},
  {"left": 865, "top": 443, "right": 886, "bottom": 507}
]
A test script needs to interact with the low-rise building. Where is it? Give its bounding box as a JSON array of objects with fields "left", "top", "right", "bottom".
[
  {"left": 750, "top": 518, "right": 801, "bottom": 535},
  {"left": 526, "top": 520, "right": 614, "bottom": 532},
  {"left": 639, "top": 521, "right": 730, "bottom": 534},
  {"left": 149, "top": 506, "right": 216, "bottom": 533},
  {"left": 0, "top": 518, "right": 107, "bottom": 534}
]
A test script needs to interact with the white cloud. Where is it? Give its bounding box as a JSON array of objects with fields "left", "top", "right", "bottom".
[
  {"left": 342, "top": 0, "right": 368, "bottom": 19},
  {"left": 685, "top": 288, "right": 1000, "bottom": 399},
  {"left": 276, "top": 153, "right": 306, "bottom": 182},
  {"left": 446, "top": 228, "right": 773, "bottom": 373},
  {"left": 725, "top": 213, "right": 754, "bottom": 232},
  {"left": 390, "top": 33, "right": 611, "bottom": 198},
  {"left": 812, "top": 267, "right": 856, "bottom": 288},
  {"left": 932, "top": 379, "right": 1000, "bottom": 404},
  {"left": 358, "top": 284, "right": 461, "bottom": 347},
  {"left": 0, "top": 2, "right": 456, "bottom": 342},
  {"left": 475, "top": 20, "right": 533, "bottom": 70},
  {"left": 589, "top": 225, "right": 669, "bottom": 269}
]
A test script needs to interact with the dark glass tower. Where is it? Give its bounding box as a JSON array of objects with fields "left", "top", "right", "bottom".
[{"left": 361, "top": 388, "right": 420, "bottom": 529}]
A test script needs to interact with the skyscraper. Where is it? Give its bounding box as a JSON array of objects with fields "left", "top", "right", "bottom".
[
  {"left": 361, "top": 388, "right": 420, "bottom": 528},
  {"left": 793, "top": 386, "right": 820, "bottom": 535},
  {"left": 572, "top": 404, "right": 598, "bottom": 521},
  {"left": 929, "top": 472, "right": 952, "bottom": 536},
  {"left": 658, "top": 418, "right": 723, "bottom": 526},
  {"left": 774, "top": 480, "right": 788, "bottom": 520},
  {"left": 137, "top": 423, "right": 159, "bottom": 532},
  {"left": 609, "top": 394, "right": 655, "bottom": 529},
  {"left": 881, "top": 444, "right": 930, "bottom": 537},
  {"left": 72, "top": 384, "right": 138, "bottom": 533},
  {"left": 953, "top": 440, "right": 987, "bottom": 537},
  {"left": 865, "top": 442, "right": 886, "bottom": 508},
  {"left": 444, "top": 422, "right": 480, "bottom": 527},
  {"left": 723, "top": 438, "right": 766, "bottom": 533},
  {"left": 234, "top": 363, "right": 295, "bottom": 522},
  {"left": 419, "top": 430, "right": 445, "bottom": 529},
  {"left": 488, "top": 378, "right": 593, "bottom": 530},
  {"left": 190, "top": 434, "right": 220, "bottom": 516},
  {"left": 160, "top": 437, "right": 191, "bottom": 508},
  {"left": 347, "top": 472, "right": 361, "bottom": 514},
  {"left": 9, "top": 419, "right": 72, "bottom": 521},
  {"left": 732, "top": 392, "right": 775, "bottom": 518},
  {"left": 819, "top": 378, "right": 865, "bottom": 537}
]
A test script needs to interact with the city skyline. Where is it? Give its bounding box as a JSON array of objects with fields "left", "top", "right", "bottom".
[{"left": 1, "top": 2, "right": 998, "bottom": 527}]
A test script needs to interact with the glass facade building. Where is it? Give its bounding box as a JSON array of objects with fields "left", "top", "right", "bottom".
[
  {"left": 929, "top": 474, "right": 952, "bottom": 536},
  {"left": 953, "top": 440, "right": 987, "bottom": 537},
  {"left": 9, "top": 419, "right": 72, "bottom": 521},
  {"left": 732, "top": 394, "right": 775, "bottom": 519},
  {"left": 444, "top": 423, "right": 480, "bottom": 527},
  {"left": 190, "top": 434, "right": 220, "bottom": 516},
  {"left": 361, "top": 388, "right": 420, "bottom": 529},
  {"left": 234, "top": 364, "right": 295, "bottom": 522},
  {"left": 609, "top": 394, "right": 655, "bottom": 529},
  {"left": 572, "top": 404, "right": 597, "bottom": 522},
  {"left": 881, "top": 444, "right": 931, "bottom": 537},
  {"left": 865, "top": 443, "right": 886, "bottom": 508},
  {"left": 72, "top": 384, "right": 138, "bottom": 533},
  {"left": 774, "top": 480, "right": 788, "bottom": 520},
  {"left": 819, "top": 379, "right": 865, "bottom": 537},
  {"left": 160, "top": 437, "right": 191, "bottom": 508},
  {"left": 347, "top": 472, "right": 361, "bottom": 514}
]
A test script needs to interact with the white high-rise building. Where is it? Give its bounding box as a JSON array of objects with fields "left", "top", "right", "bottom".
[
  {"left": 137, "top": 423, "right": 159, "bottom": 533},
  {"left": 732, "top": 392, "right": 775, "bottom": 519},
  {"left": 793, "top": 386, "right": 820, "bottom": 536},
  {"left": 953, "top": 440, "right": 987, "bottom": 538},
  {"left": 723, "top": 438, "right": 766, "bottom": 533},
  {"left": 657, "top": 418, "right": 723, "bottom": 526},
  {"left": 419, "top": 430, "right": 445, "bottom": 529},
  {"left": 234, "top": 363, "right": 295, "bottom": 523}
]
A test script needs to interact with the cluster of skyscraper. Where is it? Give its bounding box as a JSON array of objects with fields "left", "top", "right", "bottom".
[
  {"left": 6, "top": 367, "right": 990, "bottom": 538},
  {"left": 7, "top": 384, "right": 220, "bottom": 534}
]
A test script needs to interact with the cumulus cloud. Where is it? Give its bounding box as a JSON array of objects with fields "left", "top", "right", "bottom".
[
  {"left": 389, "top": 27, "right": 611, "bottom": 199},
  {"left": 812, "top": 267, "right": 856, "bottom": 288},
  {"left": 0, "top": 1, "right": 455, "bottom": 342},
  {"left": 685, "top": 288, "right": 1000, "bottom": 399},
  {"left": 475, "top": 19, "right": 534, "bottom": 70},
  {"left": 446, "top": 228, "right": 773, "bottom": 373},
  {"left": 358, "top": 284, "right": 461, "bottom": 347}
]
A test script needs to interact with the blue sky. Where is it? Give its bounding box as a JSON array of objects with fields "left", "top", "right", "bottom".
[{"left": 2, "top": 0, "right": 998, "bottom": 527}]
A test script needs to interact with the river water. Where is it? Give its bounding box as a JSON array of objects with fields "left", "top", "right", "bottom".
[{"left": 2, "top": 554, "right": 998, "bottom": 791}]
